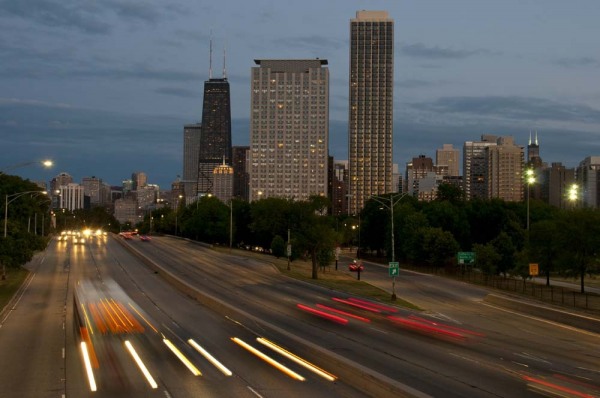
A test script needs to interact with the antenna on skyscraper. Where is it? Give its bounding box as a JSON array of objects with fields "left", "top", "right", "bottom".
[
  {"left": 209, "top": 31, "right": 213, "bottom": 79},
  {"left": 223, "top": 44, "right": 227, "bottom": 79},
  {"left": 528, "top": 130, "right": 532, "bottom": 145},
  {"left": 535, "top": 130, "right": 539, "bottom": 145}
]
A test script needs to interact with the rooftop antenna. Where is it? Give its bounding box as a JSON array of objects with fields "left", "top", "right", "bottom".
[
  {"left": 535, "top": 130, "right": 539, "bottom": 145},
  {"left": 222, "top": 44, "right": 227, "bottom": 79},
  {"left": 209, "top": 31, "right": 213, "bottom": 79},
  {"left": 528, "top": 130, "right": 532, "bottom": 145}
]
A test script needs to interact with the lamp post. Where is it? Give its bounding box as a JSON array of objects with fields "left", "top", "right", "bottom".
[
  {"left": 568, "top": 184, "right": 578, "bottom": 208},
  {"left": 525, "top": 169, "right": 536, "bottom": 231},
  {"left": 229, "top": 198, "right": 233, "bottom": 250},
  {"left": 370, "top": 192, "right": 409, "bottom": 301},
  {"left": 4, "top": 190, "right": 48, "bottom": 238}
]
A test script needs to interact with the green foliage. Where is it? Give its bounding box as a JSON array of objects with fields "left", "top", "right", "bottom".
[
  {"left": 491, "top": 231, "right": 516, "bottom": 276},
  {"left": 421, "top": 227, "right": 460, "bottom": 267},
  {"left": 270, "top": 235, "right": 285, "bottom": 258},
  {"left": 473, "top": 243, "right": 501, "bottom": 275}
]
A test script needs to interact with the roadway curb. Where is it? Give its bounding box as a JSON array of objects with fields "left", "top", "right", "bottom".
[
  {"left": 484, "top": 293, "right": 600, "bottom": 334},
  {"left": 114, "top": 235, "right": 430, "bottom": 398}
]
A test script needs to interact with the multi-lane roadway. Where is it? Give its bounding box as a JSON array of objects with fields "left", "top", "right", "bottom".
[{"left": 1, "top": 233, "right": 599, "bottom": 397}]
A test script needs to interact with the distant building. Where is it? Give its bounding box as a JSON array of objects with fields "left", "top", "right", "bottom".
[
  {"left": 198, "top": 76, "right": 232, "bottom": 196},
  {"left": 348, "top": 10, "right": 394, "bottom": 214},
  {"left": 232, "top": 146, "right": 250, "bottom": 201},
  {"left": 59, "top": 183, "right": 85, "bottom": 211},
  {"left": 170, "top": 177, "right": 185, "bottom": 209},
  {"left": 436, "top": 144, "right": 460, "bottom": 177},
  {"left": 487, "top": 136, "right": 524, "bottom": 202},
  {"left": 183, "top": 123, "right": 201, "bottom": 202},
  {"left": 137, "top": 184, "right": 159, "bottom": 210},
  {"left": 249, "top": 59, "right": 329, "bottom": 202},
  {"left": 405, "top": 155, "right": 448, "bottom": 201},
  {"left": 576, "top": 156, "right": 600, "bottom": 208},
  {"left": 82, "top": 176, "right": 102, "bottom": 206},
  {"left": 113, "top": 198, "right": 138, "bottom": 225},
  {"left": 329, "top": 158, "right": 348, "bottom": 216},
  {"left": 463, "top": 135, "right": 498, "bottom": 200},
  {"left": 541, "top": 162, "right": 575, "bottom": 209},
  {"left": 131, "top": 172, "right": 147, "bottom": 191},
  {"left": 212, "top": 160, "right": 233, "bottom": 203}
]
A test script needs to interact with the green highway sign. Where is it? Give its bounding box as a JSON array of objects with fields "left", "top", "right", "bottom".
[
  {"left": 457, "top": 252, "right": 475, "bottom": 264},
  {"left": 389, "top": 261, "right": 399, "bottom": 277}
]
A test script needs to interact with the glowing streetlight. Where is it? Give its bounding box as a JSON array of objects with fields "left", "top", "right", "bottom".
[
  {"left": 568, "top": 184, "right": 578, "bottom": 206},
  {"left": 525, "top": 169, "right": 536, "bottom": 231},
  {"left": 0, "top": 159, "right": 54, "bottom": 174}
]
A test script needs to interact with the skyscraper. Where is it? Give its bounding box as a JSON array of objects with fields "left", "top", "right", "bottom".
[
  {"left": 249, "top": 59, "right": 329, "bottom": 202},
  {"left": 348, "top": 10, "right": 394, "bottom": 214},
  {"left": 232, "top": 146, "right": 250, "bottom": 201},
  {"left": 486, "top": 136, "right": 524, "bottom": 202},
  {"left": 182, "top": 123, "right": 201, "bottom": 201},
  {"left": 436, "top": 144, "right": 460, "bottom": 177},
  {"left": 463, "top": 135, "right": 498, "bottom": 200},
  {"left": 198, "top": 76, "right": 232, "bottom": 195}
]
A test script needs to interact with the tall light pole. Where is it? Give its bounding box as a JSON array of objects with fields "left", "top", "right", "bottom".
[
  {"left": 0, "top": 159, "right": 53, "bottom": 174},
  {"left": 370, "top": 192, "right": 409, "bottom": 301},
  {"left": 525, "top": 169, "right": 536, "bottom": 230},
  {"left": 4, "top": 190, "right": 48, "bottom": 238},
  {"left": 229, "top": 198, "right": 233, "bottom": 250}
]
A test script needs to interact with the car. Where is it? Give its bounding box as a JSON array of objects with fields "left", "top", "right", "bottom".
[
  {"left": 348, "top": 260, "right": 364, "bottom": 272},
  {"left": 139, "top": 235, "right": 151, "bottom": 242}
]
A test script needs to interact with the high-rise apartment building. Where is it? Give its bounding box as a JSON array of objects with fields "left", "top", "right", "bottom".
[
  {"left": 541, "top": 162, "right": 575, "bottom": 209},
  {"left": 487, "top": 136, "right": 524, "bottom": 202},
  {"left": 183, "top": 123, "right": 201, "bottom": 201},
  {"left": 131, "top": 172, "right": 147, "bottom": 191},
  {"left": 59, "top": 183, "right": 84, "bottom": 211},
  {"left": 348, "top": 10, "right": 394, "bottom": 214},
  {"left": 82, "top": 176, "right": 102, "bottom": 205},
  {"left": 463, "top": 135, "right": 498, "bottom": 200},
  {"left": 249, "top": 59, "right": 329, "bottom": 202},
  {"left": 328, "top": 158, "right": 348, "bottom": 216},
  {"left": 577, "top": 156, "right": 600, "bottom": 208},
  {"left": 198, "top": 77, "right": 232, "bottom": 196},
  {"left": 436, "top": 144, "right": 460, "bottom": 177}
]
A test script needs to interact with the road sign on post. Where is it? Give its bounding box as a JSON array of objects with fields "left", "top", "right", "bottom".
[
  {"left": 457, "top": 252, "right": 475, "bottom": 265},
  {"left": 389, "top": 262, "right": 399, "bottom": 277},
  {"left": 529, "top": 263, "right": 539, "bottom": 276}
]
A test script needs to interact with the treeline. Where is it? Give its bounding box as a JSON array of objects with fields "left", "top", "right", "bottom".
[{"left": 144, "top": 185, "right": 600, "bottom": 292}]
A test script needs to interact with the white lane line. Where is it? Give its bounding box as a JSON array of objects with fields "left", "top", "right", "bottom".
[
  {"left": 247, "top": 386, "right": 264, "bottom": 397},
  {"left": 1, "top": 273, "right": 36, "bottom": 327},
  {"left": 481, "top": 302, "right": 600, "bottom": 337}
]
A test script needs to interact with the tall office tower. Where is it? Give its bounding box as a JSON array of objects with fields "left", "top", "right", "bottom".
[
  {"left": 197, "top": 51, "right": 232, "bottom": 196},
  {"left": 436, "top": 144, "right": 460, "bottom": 177},
  {"left": 212, "top": 160, "right": 234, "bottom": 204},
  {"left": 576, "top": 156, "right": 600, "bottom": 208},
  {"left": 249, "top": 59, "right": 329, "bottom": 202},
  {"left": 82, "top": 176, "right": 102, "bottom": 205},
  {"left": 348, "top": 10, "right": 394, "bottom": 214},
  {"left": 527, "top": 131, "right": 543, "bottom": 166},
  {"left": 183, "top": 123, "right": 202, "bottom": 201},
  {"left": 59, "top": 183, "right": 85, "bottom": 211},
  {"left": 541, "top": 162, "right": 575, "bottom": 209},
  {"left": 463, "top": 135, "right": 498, "bottom": 200},
  {"left": 487, "top": 136, "right": 524, "bottom": 202},
  {"left": 232, "top": 146, "right": 250, "bottom": 201},
  {"left": 50, "top": 172, "right": 73, "bottom": 193},
  {"left": 131, "top": 172, "right": 147, "bottom": 191}
]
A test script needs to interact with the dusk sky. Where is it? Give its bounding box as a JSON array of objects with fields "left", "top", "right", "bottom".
[{"left": 2, "top": 0, "right": 600, "bottom": 189}]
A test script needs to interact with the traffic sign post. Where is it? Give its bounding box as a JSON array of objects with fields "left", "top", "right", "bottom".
[
  {"left": 529, "top": 263, "right": 539, "bottom": 276},
  {"left": 389, "top": 262, "right": 399, "bottom": 300},
  {"left": 457, "top": 252, "right": 475, "bottom": 265}
]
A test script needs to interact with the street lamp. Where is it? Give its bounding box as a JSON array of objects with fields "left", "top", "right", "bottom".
[
  {"left": 0, "top": 159, "right": 53, "bottom": 174},
  {"left": 4, "top": 190, "right": 48, "bottom": 238},
  {"left": 568, "top": 184, "right": 578, "bottom": 207},
  {"left": 525, "top": 169, "right": 536, "bottom": 230},
  {"left": 370, "top": 192, "right": 409, "bottom": 301}
]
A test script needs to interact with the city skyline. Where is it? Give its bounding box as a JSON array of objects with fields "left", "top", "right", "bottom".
[{"left": 2, "top": 1, "right": 600, "bottom": 188}]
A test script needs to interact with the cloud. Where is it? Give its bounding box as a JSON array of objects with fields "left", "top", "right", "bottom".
[
  {"left": 155, "top": 87, "right": 199, "bottom": 98},
  {"left": 410, "top": 96, "right": 600, "bottom": 124},
  {"left": 554, "top": 56, "right": 600, "bottom": 68},
  {"left": 396, "top": 79, "right": 436, "bottom": 89},
  {"left": 0, "top": 0, "right": 110, "bottom": 34},
  {"left": 272, "top": 35, "right": 345, "bottom": 52},
  {"left": 401, "top": 43, "right": 492, "bottom": 59}
]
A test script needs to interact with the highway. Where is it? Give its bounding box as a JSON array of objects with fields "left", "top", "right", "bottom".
[{"left": 0, "top": 233, "right": 599, "bottom": 397}]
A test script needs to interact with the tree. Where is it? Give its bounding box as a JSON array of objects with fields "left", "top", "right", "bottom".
[
  {"left": 473, "top": 243, "right": 501, "bottom": 276},
  {"left": 529, "top": 219, "right": 561, "bottom": 286},
  {"left": 421, "top": 227, "right": 460, "bottom": 268},
  {"left": 556, "top": 209, "right": 600, "bottom": 293},
  {"left": 491, "top": 231, "right": 516, "bottom": 276},
  {"left": 271, "top": 235, "right": 285, "bottom": 258}
]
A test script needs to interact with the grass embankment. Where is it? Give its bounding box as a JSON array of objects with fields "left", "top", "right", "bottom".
[
  {"left": 0, "top": 268, "right": 29, "bottom": 312},
  {"left": 217, "top": 247, "right": 420, "bottom": 310}
]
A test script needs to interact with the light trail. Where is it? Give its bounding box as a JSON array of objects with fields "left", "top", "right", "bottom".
[
  {"left": 257, "top": 337, "right": 337, "bottom": 381},
  {"left": 80, "top": 342, "right": 97, "bottom": 392},
  {"left": 188, "top": 339, "right": 232, "bottom": 376},
  {"left": 163, "top": 339, "right": 201, "bottom": 376},
  {"left": 124, "top": 340, "right": 158, "bottom": 389},
  {"left": 231, "top": 337, "right": 305, "bottom": 381}
]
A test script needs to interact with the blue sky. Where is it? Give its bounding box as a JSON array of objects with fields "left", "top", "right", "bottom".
[{"left": 2, "top": 0, "right": 600, "bottom": 189}]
